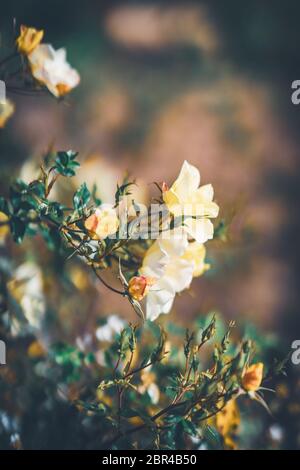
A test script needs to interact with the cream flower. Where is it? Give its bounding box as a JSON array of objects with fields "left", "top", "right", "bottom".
[
  {"left": 0, "top": 100, "right": 15, "bottom": 128},
  {"left": 141, "top": 234, "right": 194, "bottom": 321},
  {"left": 183, "top": 241, "right": 210, "bottom": 277},
  {"left": 84, "top": 205, "right": 119, "bottom": 240},
  {"left": 28, "top": 44, "right": 80, "bottom": 97},
  {"left": 163, "top": 160, "right": 219, "bottom": 243},
  {"left": 140, "top": 229, "right": 210, "bottom": 320}
]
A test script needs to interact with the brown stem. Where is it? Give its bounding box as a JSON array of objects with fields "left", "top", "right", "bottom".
[
  {"left": 92, "top": 265, "right": 126, "bottom": 296},
  {"left": 123, "top": 359, "right": 158, "bottom": 380}
]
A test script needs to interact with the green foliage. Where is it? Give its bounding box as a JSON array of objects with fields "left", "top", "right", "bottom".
[
  {"left": 73, "top": 183, "right": 91, "bottom": 211},
  {"left": 115, "top": 180, "right": 135, "bottom": 206},
  {"left": 55, "top": 150, "right": 80, "bottom": 177},
  {"left": 79, "top": 316, "right": 259, "bottom": 450}
]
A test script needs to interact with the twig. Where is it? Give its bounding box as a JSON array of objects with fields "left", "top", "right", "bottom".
[{"left": 91, "top": 265, "right": 126, "bottom": 296}]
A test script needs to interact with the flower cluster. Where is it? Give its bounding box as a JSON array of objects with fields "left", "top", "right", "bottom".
[
  {"left": 0, "top": 151, "right": 218, "bottom": 322},
  {"left": 0, "top": 149, "right": 281, "bottom": 450},
  {"left": 0, "top": 25, "right": 80, "bottom": 128},
  {"left": 16, "top": 25, "right": 80, "bottom": 97},
  {"left": 131, "top": 160, "right": 218, "bottom": 320},
  {"left": 0, "top": 22, "right": 282, "bottom": 452}
]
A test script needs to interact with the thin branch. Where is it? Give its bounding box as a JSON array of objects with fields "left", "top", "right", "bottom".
[{"left": 91, "top": 265, "right": 126, "bottom": 296}]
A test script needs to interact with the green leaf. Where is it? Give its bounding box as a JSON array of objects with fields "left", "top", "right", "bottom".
[
  {"left": 202, "top": 425, "right": 223, "bottom": 450},
  {"left": 182, "top": 419, "right": 198, "bottom": 437},
  {"left": 40, "top": 225, "right": 62, "bottom": 251},
  {"left": 91, "top": 183, "right": 102, "bottom": 206},
  {"left": 46, "top": 202, "right": 65, "bottom": 223},
  {"left": 0, "top": 196, "right": 9, "bottom": 215},
  {"left": 213, "top": 219, "right": 228, "bottom": 241},
  {"left": 120, "top": 408, "right": 141, "bottom": 418},
  {"left": 10, "top": 216, "right": 26, "bottom": 243},
  {"left": 29, "top": 180, "right": 45, "bottom": 198},
  {"left": 73, "top": 183, "right": 90, "bottom": 210},
  {"left": 115, "top": 181, "right": 135, "bottom": 206},
  {"left": 55, "top": 150, "right": 80, "bottom": 177},
  {"left": 150, "top": 327, "right": 166, "bottom": 363}
]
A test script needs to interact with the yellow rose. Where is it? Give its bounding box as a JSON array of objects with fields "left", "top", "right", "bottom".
[
  {"left": 128, "top": 275, "right": 156, "bottom": 301},
  {"left": 0, "top": 211, "right": 9, "bottom": 240},
  {"left": 183, "top": 241, "right": 210, "bottom": 277},
  {"left": 163, "top": 160, "right": 219, "bottom": 243},
  {"left": 84, "top": 206, "right": 119, "bottom": 239},
  {"left": 242, "top": 362, "right": 264, "bottom": 392},
  {"left": 0, "top": 100, "right": 15, "bottom": 128},
  {"left": 16, "top": 25, "right": 44, "bottom": 55}
]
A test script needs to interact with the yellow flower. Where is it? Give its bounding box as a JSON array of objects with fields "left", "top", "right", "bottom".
[
  {"left": 84, "top": 206, "right": 119, "bottom": 240},
  {"left": 0, "top": 212, "right": 9, "bottom": 240},
  {"left": 28, "top": 44, "right": 80, "bottom": 97},
  {"left": 242, "top": 362, "right": 264, "bottom": 392},
  {"left": 0, "top": 100, "right": 15, "bottom": 128},
  {"left": 27, "top": 340, "right": 45, "bottom": 358},
  {"left": 128, "top": 275, "right": 156, "bottom": 301},
  {"left": 183, "top": 241, "right": 210, "bottom": 277},
  {"left": 163, "top": 160, "right": 219, "bottom": 243},
  {"left": 16, "top": 25, "right": 44, "bottom": 55},
  {"left": 216, "top": 399, "right": 240, "bottom": 449}
]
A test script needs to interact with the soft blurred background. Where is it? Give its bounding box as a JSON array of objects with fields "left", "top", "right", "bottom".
[{"left": 1, "top": 0, "right": 300, "bottom": 449}]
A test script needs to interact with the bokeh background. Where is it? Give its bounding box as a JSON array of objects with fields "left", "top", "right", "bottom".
[{"left": 1, "top": 0, "right": 300, "bottom": 449}]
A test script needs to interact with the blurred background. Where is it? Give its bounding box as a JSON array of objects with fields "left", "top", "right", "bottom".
[{"left": 0, "top": 0, "right": 300, "bottom": 449}]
